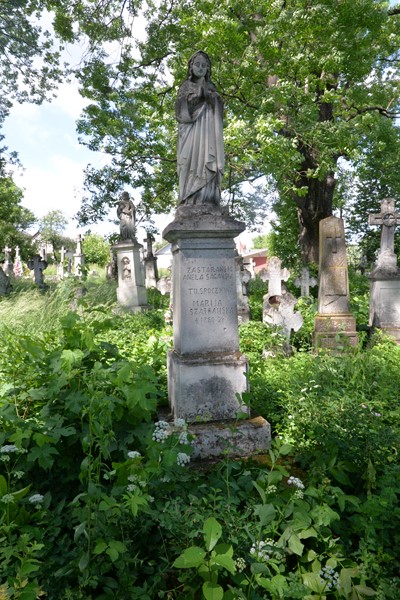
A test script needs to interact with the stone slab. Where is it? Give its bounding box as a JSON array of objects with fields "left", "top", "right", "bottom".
[
  {"left": 313, "top": 314, "right": 358, "bottom": 349},
  {"left": 168, "top": 350, "right": 249, "bottom": 422},
  {"left": 369, "top": 277, "right": 400, "bottom": 342},
  {"left": 189, "top": 416, "right": 271, "bottom": 460}
]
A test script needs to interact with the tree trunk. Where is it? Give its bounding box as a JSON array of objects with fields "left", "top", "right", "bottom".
[{"left": 294, "top": 170, "right": 336, "bottom": 265}]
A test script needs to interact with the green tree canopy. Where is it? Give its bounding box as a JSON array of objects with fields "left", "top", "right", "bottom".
[
  {"left": 0, "top": 175, "right": 36, "bottom": 260},
  {"left": 73, "top": 0, "right": 400, "bottom": 266},
  {"left": 82, "top": 233, "right": 110, "bottom": 266},
  {"left": 38, "top": 209, "right": 69, "bottom": 250}
]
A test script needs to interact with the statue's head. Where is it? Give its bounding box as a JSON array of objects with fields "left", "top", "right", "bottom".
[
  {"left": 120, "top": 191, "right": 130, "bottom": 201},
  {"left": 188, "top": 51, "right": 211, "bottom": 81}
]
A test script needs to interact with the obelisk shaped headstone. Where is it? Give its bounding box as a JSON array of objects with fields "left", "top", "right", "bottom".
[
  {"left": 368, "top": 198, "right": 400, "bottom": 343},
  {"left": 313, "top": 216, "right": 358, "bottom": 350},
  {"left": 143, "top": 233, "right": 159, "bottom": 289}
]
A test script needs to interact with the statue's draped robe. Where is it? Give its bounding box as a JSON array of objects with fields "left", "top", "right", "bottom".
[
  {"left": 117, "top": 200, "right": 136, "bottom": 241},
  {"left": 175, "top": 80, "right": 224, "bottom": 205}
]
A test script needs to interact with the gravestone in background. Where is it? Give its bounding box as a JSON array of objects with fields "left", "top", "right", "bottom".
[
  {"left": 143, "top": 233, "right": 159, "bottom": 289},
  {"left": 13, "top": 246, "right": 23, "bottom": 278},
  {"left": 0, "top": 266, "right": 12, "bottom": 295},
  {"left": 73, "top": 235, "right": 85, "bottom": 277},
  {"left": 313, "top": 216, "right": 358, "bottom": 350},
  {"left": 235, "top": 253, "right": 251, "bottom": 323},
  {"left": 368, "top": 198, "right": 400, "bottom": 343},
  {"left": 113, "top": 191, "right": 147, "bottom": 312},
  {"left": 295, "top": 266, "right": 317, "bottom": 297},
  {"left": 259, "top": 257, "right": 303, "bottom": 339},
  {"left": 57, "top": 246, "right": 66, "bottom": 280},
  {"left": 3, "top": 246, "right": 13, "bottom": 276},
  {"left": 28, "top": 254, "right": 47, "bottom": 289}
]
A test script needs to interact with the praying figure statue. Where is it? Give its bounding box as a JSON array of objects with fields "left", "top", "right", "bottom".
[
  {"left": 175, "top": 51, "right": 224, "bottom": 206},
  {"left": 117, "top": 191, "right": 136, "bottom": 241}
]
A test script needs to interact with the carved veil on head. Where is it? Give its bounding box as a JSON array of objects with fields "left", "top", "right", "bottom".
[{"left": 187, "top": 50, "right": 211, "bottom": 81}]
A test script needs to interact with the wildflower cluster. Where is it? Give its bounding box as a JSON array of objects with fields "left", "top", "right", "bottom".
[
  {"left": 320, "top": 565, "right": 339, "bottom": 590},
  {"left": 250, "top": 540, "right": 273, "bottom": 563},
  {"left": 152, "top": 420, "right": 170, "bottom": 443},
  {"left": 0, "top": 444, "right": 19, "bottom": 454},
  {"left": 287, "top": 476, "right": 305, "bottom": 489},
  {"left": 29, "top": 494, "right": 44, "bottom": 505},
  {"left": 127, "top": 474, "right": 147, "bottom": 492},
  {"left": 235, "top": 557, "right": 246, "bottom": 572},
  {"left": 176, "top": 452, "right": 190, "bottom": 467},
  {"left": 127, "top": 450, "right": 141, "bottom": 459}
]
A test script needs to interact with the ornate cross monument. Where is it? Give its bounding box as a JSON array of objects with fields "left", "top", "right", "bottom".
[
  {"left": 313, "top": 216, "right": 358, "bottom": 350},
  {"left": 368, "top": 198, "right": 400, "bottom": 343}
]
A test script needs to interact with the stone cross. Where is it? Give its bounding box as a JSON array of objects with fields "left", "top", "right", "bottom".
[
  {"left": 294, "top": 267, "right": 317, "bottom": 297},
  {"left": 258, "top": 256, "right": 290, "bottom": 297},
  {"left": 28, "top": 254, "right": 47, "bottom": 288},
  {"left": 60, "top": 245, "right": 66, "bottom": 262},
  {"left": 13, "top": 246, "right": 23, "bottom": 278},
  {"left": 368, "top": 198, "right": 400, "bottom": 271},
  {"left": 15, "top": 245, "right": 21, "bottom": 260},
  {"left": 144, "top": 233, "right": 154, "bottom": 258}
]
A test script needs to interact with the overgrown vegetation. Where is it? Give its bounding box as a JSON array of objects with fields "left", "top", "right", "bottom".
[{"left": 0, "top": 276, "right": 399, "bottom": 599}]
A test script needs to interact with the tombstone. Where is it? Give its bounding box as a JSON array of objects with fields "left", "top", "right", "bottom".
[
  {"left": 13, "top": 246, "right": 23, "bottom": 278},
  {"left": 368, "top": 198, "right": 400, "bottom": 343},
  {"left": 162, "top": 51, "right": 270, "bottom": 460},
  {"left": 113, "top": 191, "right": 147, "bottom": 312},
  {"left": 235, "top": 254, "right": 251, "bottom": 323},
  {"left": 27, "top": 254, "right": 48, "bottom": 289},
  {"left": 313, "top": 216, "right": 358, "bottom": 350},
  {"left": 294, "top": 266, "right": 317, "bottom": 297},
  {"left": 106, "top": 248, "right": 118, "bottom": 281},
  {"left": 259, "top": 256, "right": 290, "bottom": 297},
  {"left": 73, "top": 235, "right": 85, "bottom": 277},
  {"left": 57, "top": 246, "right": 66, "bottom": 280},
  {"left": 259, "top": 258, "right": 303, "bottom": 338},
  {"left": 3, "top": 246, "right": 13, "bottom": 276},
  {"left": 157, "top": 275, "right": 172, "bottom": 296},
  {"left": 143, "top": 233, "right": 159, "bottom": 289},
  {"left": 0, "top": 266, "right": 12, "bottom": 295},
  {"left": 40, "top": 241, "right": 47, "bottom": 262}
]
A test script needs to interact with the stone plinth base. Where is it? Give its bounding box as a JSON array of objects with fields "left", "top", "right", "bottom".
[
  {"left": 369, "top": 273, "right": 400, "bottom": 344},
  {"left": 113, "top": 241, "right": 147, "bottom": 312},
  {"left": 313, "top": 314, "right": 359, "bottom": 350},
  {"left": 168, "top": 350, "right": 249, "bottom": 422},
  {"left": 190, "top": 416, "right": 271, "bottom": 460}
]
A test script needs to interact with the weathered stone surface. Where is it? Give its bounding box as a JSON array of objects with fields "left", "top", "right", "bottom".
[
  {"left": 163, "top": 208, "right": 250, "bottom": 423},
  {"left": 263, "top": 289, "right": 303, "bottom": 339},
  {"left": 28, "top": 254, "right": 47, "bottom": 289},
  {"left": 144, "top": 257, "right": 158, "bottom": 289},
  {"left": 313, "top": 216, "right": 358, "bottom": 350},
  {"left": 73, "top": 235, "right": 85, "bottom": 277},
  {"left": 259, "top": 256, "right": 290, "bottom": 297},
  {"left": 113, "top": 240, "right": 147, "bottom": 312},
  {"left": 190, "top": 416, "right": 271, "bottom": 460},
  {"left": 294, "top": 267, "right": 317, "bottom": 297},
  {"left": 368, "top": 198, "right": 400, "bottom": 276},
  {"left": 0, "top": 267, "right": 12, "bottom": 295},
  {"left": 168, "top": 350, "right": 249, "bottom": 422},
  {"left": 236, "top": 254, "right": 251, "bottom": 323}
]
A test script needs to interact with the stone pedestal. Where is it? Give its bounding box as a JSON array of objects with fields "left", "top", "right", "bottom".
[
  {"left": 369, "top": 268, "right": 400, "bottom": 343},
  {"left": 163, "top": 205, "right": 270, "bottom": 459},
  {"left": 313, "top": 216, "right": 358, "bottom": 350},
  {"left": 144, "top": 256, "right": 159, "bottom": 289},
  {"left": 113, "top": 240, "right": 147, "bottom": 312},
  {"left": 163, "top": 206, "right": 249, "bottom": 419}
]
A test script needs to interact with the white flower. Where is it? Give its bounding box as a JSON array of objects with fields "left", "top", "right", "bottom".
[
  {"left": 250, "top": 540, "right": 271, "bottom": 562},
  {"left": 1, "top": 494, "right": 15, "bottom": 504},
  {"left": 235, "top": 557, "right": 246, "bottom": 571},
  {"left": 0, "top": 444, "right": 19, "bottom": 454},
  {"left": 29, "top": 494, "right": 44, "bottom": 504},
  {"left": 127, "top": 451, "right": 141, "bottom": 459},
  {"left": 176, "top": 452, "right": 190, "bottom": 467},
  {"left": 287, "top": 476, "right": 305, "bottom": 490},
  {"left": 127, "top": 484, "right": 136, "bottom": 492},
  {"left": 174, "top": 418, "right": 186, "bottom": 428},
  {"left": 178, "top": 432, "right": 189, "bottom": 445}
]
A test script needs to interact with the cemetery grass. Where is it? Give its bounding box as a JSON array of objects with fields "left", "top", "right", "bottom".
[{"left": 0, "top": 277, "right": 399, "bottom": 599}]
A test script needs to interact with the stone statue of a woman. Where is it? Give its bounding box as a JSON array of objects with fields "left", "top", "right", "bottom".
[
  {"left": 117, "top": 191, "right": 136, "bottom": 241},
  {"left": 175, "top": 51, "right": 224, "bottom": 206}
]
